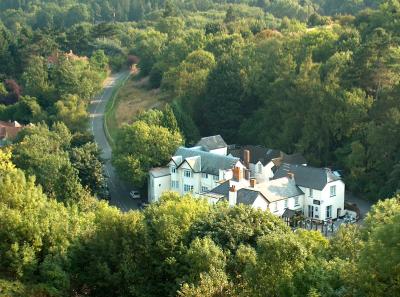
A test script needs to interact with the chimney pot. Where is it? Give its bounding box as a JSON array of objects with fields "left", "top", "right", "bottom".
[{"left": 228, "top": 184, "right": 237, "bottom": 206}]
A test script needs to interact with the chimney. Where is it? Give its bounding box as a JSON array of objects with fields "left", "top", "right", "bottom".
[
  {"left": 244, "top": 169, "right": 250, "bottom": 180},
  {"left": 243, "top": 149, "right": 250, "bottom": 169},
  {"left": 233, "top": 167, "right": 241, "bottom": 181},
  {"left": 250, "top": 178, "right": 256, "bottom": 188},
  {"left": 229, "top": 185, "right": 237, "bottom": 206}
]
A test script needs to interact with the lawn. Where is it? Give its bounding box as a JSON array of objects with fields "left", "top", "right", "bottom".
[{"left": 105, "top": 72, "right": 166, "bottom": 144}]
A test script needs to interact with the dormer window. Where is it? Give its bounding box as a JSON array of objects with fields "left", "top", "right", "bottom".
[
  {"left": 171, "top": 166, "right": 176, "bottom": 174},
  {"left": 184, "top": 170, "right": 192, "bottom": 178}
]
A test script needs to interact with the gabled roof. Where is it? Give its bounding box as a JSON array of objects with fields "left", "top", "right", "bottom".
[
  {"left": 0, "top": 121, "right": 24, "bottom": 140},
  {"left": 281, "top": 153, "right": 307, "bottom": 165},
  {"left": 256, "top": 177, "right": 304, "bottom": 202},
  {"left": 3, "top": 121, "right": 21, "bottom": 128},
  {"left": 170, "top": 155, "right": 182, "bottom": 165},
  {"left": 209, "top": 177, "right": 304, "bottom": 205},
  {"left": 178, "top": 156, "right": 201, "bottom": 172},
  {"left": 207, "top": 181, "right": 265, "bottom": 206},
  {"left": 207, "top": 178, "right": 302, "bottom": 205},
  {"left": 173, "top": 147, "right": 239, "bottom": 175},
  {"left": 229, "top": 145, "right": 280, "bottom": 166},
  {"left": 209, "top": 180, "right": 230, "bottom": 197},
  {"left": 196, "top": 135, "right": 227, "bottom": 151},
  {"left": 273, "top": 163, "right": 341, "bottom": 190},
  {"left": 229, "top": 145, "right": 307, "bottom": 167},
  {"left": 237, "top": 188, "right": 262, "bottom": 205},
  {"left": 282, "top": 208, "right": 298, "bottom": 218}
]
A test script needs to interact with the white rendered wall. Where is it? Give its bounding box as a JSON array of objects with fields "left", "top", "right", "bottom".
[
  {"left": 149, "top": 174, "right": 171, "bottom": 202},
  {"left": 300, "top": 181, "right": 345, "bottom": 220},
  {"left": 251, "top": 195, "right": 269, "bottom": 211}
]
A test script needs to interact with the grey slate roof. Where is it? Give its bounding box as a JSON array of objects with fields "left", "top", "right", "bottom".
[
  {"left": 282, "top": 208, "right": 297, "bottom": 218},
  {"left": 209, "top": 181, "right": 230, "bottom": 197},
  {"left": 256, "top": 177, "right": 304, "bottom": 202},
  {"left": 281, "top": 153, "right": 307, "bottom": 165},
  {"left": 208, "top": 181, "right": 262, "bottom": 206},
  {"left": 229, "top": 145, "right": 307, "bottom": 167},
  {"left": 196, "top": 135, "right": 227, "bottom": 151},
  {"left": 273, "top": 163, "right": 341, "bottom": 190},
  {"left": 229, "top": 145, "right": 281, "bottom": 165},
  {"left": 237, "top": 189, "right": 260, "bottom": 205},
  {"left": 172, "top": 147, "right": 239, "bottom": 175}
]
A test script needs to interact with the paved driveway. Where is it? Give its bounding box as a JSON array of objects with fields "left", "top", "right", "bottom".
[
  {"left": 345, "top": 191, "right": 374, "bottom": 220},
  {"left": 88, "top": 71, "right": 141, "bottom": 211}
]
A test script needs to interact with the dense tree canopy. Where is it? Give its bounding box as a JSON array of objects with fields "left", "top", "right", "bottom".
[
  {"left": 1, "top": 153, "right": 400, "bottom": 297},
  {"left": 1, "top": 0, "right": 400, "bottom": 296},
  {"left": 11, "top": 123, "right": 108, "bottom": 202},
  {"left": 107, "top": 0, "right": 400, "bottom": 200},
  {"left": 112, "top": 108, "right": 183, "bottom": 186}
]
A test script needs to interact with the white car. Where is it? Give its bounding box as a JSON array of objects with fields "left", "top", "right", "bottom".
[{"left": 130, "top": 190, "right": 141, "bottom": 199}]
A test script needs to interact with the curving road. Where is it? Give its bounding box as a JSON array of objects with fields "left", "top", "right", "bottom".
[{"left": 88, "top": 71, "right": 141, "bottom": 211}]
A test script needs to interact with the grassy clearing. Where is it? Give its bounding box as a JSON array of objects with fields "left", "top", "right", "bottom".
[{"left": 105, "top": 72, "right": 166, "bottom": 144}]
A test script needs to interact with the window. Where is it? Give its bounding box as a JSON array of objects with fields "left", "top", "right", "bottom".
[
  {"left": 313, "top": 199, "right": 321, "bottom": 205},
  {"left": 284, "top": 199, "right": 288, "bottom": 208},
  {"left": 213, "top": 175, "right": 219, "bottom": 181},
  {"left": 258, "top": 163, "right": 263, "bottom": 173},
  {"left": 274, "top": 202, "right": 278, "bottom": 211},
  {"left": 171, "top": 166, "right": 176, "bottom": 174},
  {"left": 171, "top": 180, "right": 179, "bottom": 189},
  {"left": 202, "top": 173, "right": 208, "bottom": 179},
  {"left": 294, "top": 196, "right": 300, "bottom": 206},
  {"left": 184, "top": 170, "right": 192, "bottom": 178},
  {"left": 184, "top": 184, "right": 193, "bottom": 192},
  {"left": 330, "top": 185, "right": 336, "bottom": 197},
  {"left": 326, "top": 205, "right": 332, "bottom": 218},
  {"left": 309, "top": 188, "right": 313, "bottom": 197},
  {"left": 201, "top": 186, "right": 208, "bottom": 192},
  {"left": 308, "top": 205, "right": 314, "bottom": 217}
]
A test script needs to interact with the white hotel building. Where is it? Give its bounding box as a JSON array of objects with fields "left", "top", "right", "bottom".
[{"left": 148, "top": 135, "right": 345, "bottom": 221}]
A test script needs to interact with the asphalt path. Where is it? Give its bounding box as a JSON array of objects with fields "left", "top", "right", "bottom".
[{"left": 88, "top": 71, "right": 141, "bottom": 211}]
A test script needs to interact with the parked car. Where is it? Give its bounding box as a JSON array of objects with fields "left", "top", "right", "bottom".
[{"left": 130, "top": 190, "right": 141, "bottom": 199}]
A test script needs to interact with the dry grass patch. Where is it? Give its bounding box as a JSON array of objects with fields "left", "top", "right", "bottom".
[
  {"left": 106, "top": 74, "right": 166, "bottom": 142},
  {"left": 115, "top": 76, "right": 165, "bottom": 125}
]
